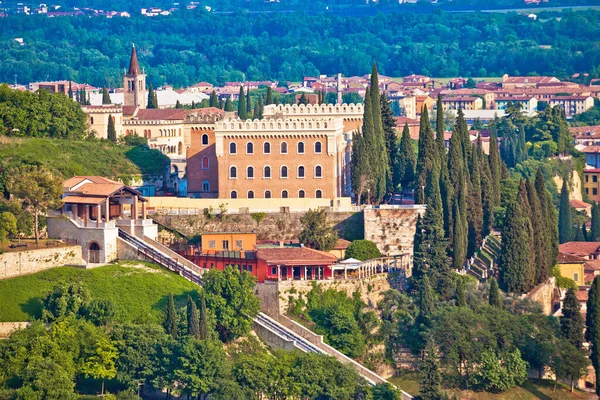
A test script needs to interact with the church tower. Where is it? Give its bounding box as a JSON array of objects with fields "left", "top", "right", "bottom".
[{"left": 123, "top": 44, "right": 147, "bottom": 109}]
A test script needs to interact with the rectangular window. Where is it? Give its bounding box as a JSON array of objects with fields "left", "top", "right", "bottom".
[
  {"left": 594, "top": 188, "right": 598, "bottom": 195},
  {"left": 586, "top": 188, "right": 590, "bottom": 195},
  {"left": 271, "top": 267, "right": 277, "bottom": 276},
  {"left": 594, "top": 175, "right": 598, "bottom": 183},
  {"left": 574, "top": 273, "right": 579, "bottom": 282},
  {"left": 222, "top": 240, "right": 229, "bottom": 250},
  {"left": 235, "top": 240, "right": 243, "bottom": 249},
  {"left": 209, "top": 240, "right": 216, "bottom": 249},
  {"left": 248, "top": 265, "right": 253, "bottom": 272},
  {"left": 586, "top": 175, "right": 590, "bottom": 182}
]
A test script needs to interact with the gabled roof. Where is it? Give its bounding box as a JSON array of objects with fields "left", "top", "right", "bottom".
[
  {"left": 559, "top": 242, "right": 600, "bottom": 257},
  {"left": 257, "top": 247, "right": 337, "bottom": 266},
  {"left": 63, "top": 176, "right": 121, "bottom": 192},
  {"left": 334, "top": 238, "right": 351, "bottom": 250},
  {"left": 570, "top": 199, "right": 592, "bottom": 209},
  {"left": 557, "top": 253, "right": 587, "bottom": 263}
]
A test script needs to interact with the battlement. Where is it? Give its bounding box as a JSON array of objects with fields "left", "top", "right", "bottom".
[
  {"left": 81, "top": 105, "right": 122, "bottom": 114},
  {"left": 215, "top": 117, "right": 343, "bottom": 132},
  {"left": 263, "top": 103, "right": 364, "bottom": 118}
]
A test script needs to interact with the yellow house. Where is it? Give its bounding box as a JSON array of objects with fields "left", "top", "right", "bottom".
[
  {"left": 200, "top": 232, "right": 256, "bottom": 253},
  {"left": 329, "top": 238, "right": 351, "bottom": 260},
  {"left": 557, "top": 253, "right": 586, "bottom": 286}
]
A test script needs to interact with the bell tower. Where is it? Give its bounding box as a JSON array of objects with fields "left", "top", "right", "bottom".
[{"left": 123, "top": 44, "right": 147, "bottom": 108}]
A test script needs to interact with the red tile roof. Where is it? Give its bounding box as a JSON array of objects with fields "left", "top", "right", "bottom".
[
  {"left": 558, "top": 253, "right": 587, "bottom": 263},
  {"left": 135, "top": 109, "right": 187, "bottom": 121},
  {"left": 584, "top": 169, "right": 600, "bottom": 173},
  {"left": 257, "top": 247, "right": 337, "bottom": 266},
  {"left": 570, "top": 126, "right": 600, "bottom": 137},
  {"left": 559, "top": 242, "right": 600, "bottom": 258},
  {"left": 570, "top": 199, "right": 592, "bottom": 209},
  {"left": 576, "top": 288, "right": 589, "bottom": 302},
  {"left": 334, "top": 239, "right": 351, "bottom": 250},
  {"left": 585, "top": 259, "right": 600, "bottom": 271}
]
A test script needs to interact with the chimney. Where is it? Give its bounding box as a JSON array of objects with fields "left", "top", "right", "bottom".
[{"left": 337, "top": 73, "right": 343, "bottom": 105}]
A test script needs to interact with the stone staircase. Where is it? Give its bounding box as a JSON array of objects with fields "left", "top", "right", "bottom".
[{"left": 464, "top": 232, "right": 501, "bottom": 281}]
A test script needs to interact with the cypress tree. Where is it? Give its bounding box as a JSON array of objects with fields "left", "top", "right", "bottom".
[
  {"left": 209, "top": 90, "right": 218, "bottom": 107},
  {"left": 452, "top": 190, "right": 468, "bottom": 270},
  {"left": 586, "top": 276, "right": 600, "bottom": 397},
  {"left": 592, "top": 204, "right": 600, "bottom": 241},
  {"left": 299, "top": 92, "right": 309, "bottom": 105},
  {"left": 467, "top": 145, "right": 483, "bottom": 258},
  {"left": 489, "top": 129, "right": 501, "bottom": 206},
  {"left": 187, "top": 295, "right": 201, "bottom": 339},
  {"left": 359, "top": 86, "right": 375, "bottom": 202},
  {"left": 418, "top": 275, "right": 435, "bottom": 319},
  {"left": 575, "top": 225, "right": 585, "bottom": 241},
  {"left": 199, "top": 292, "right": 210, "bottom": 340},
  {"left": 246, "top": 89, "right": 252, "bottom": 115},
  {"left": 147, "top": 83, "right": 158, "bottom": 109},
  {"left": 175, "top": 100, "right": 182, "bottom": 109},
  {"left": 102, "top": 87, "right": 111, "bottom": 104},
  {"left": 479, "top": 139, "right": 494, "bottom": 236},
  {"left": 397, "top": 123, "right": 415, "bottom": 190},
  {"left": 351, "top": 130, "right": 368, "bottom": 205},
  {"left": 582, "top": 223, "right": 589, "bottom": 242},
  {"left": 440, "top": 167, "right": 454, "bottom": 245},
  {"left": 238, "top": 86, "right": 247, "bottom": 119},
  {"left": 218, "top": 98, "right": 224, "bottom": 109},
  {"left": 253, "top": 98, "right": 264, "bottom": 120},
  {"left": 535, "top": 168, "right": 558, "bottom": 278},
  {"left": 191, "top": 101, "right": 196, "bottom": 109},
  {"left": 435, "top": 94, "right": 446, "bottom": 161},
  {"left": 449, "top": 129, "right": 467, "bottom": 268},
  {"left": 456, "top": 278, "right": 466, "bottom": 307},
  {"left": 163, "top": 293, "right": 177, "bottom": 337},
  {"left": 266, "top": 87, "right": 274, "bottom": 105},
  {"left": 68, "top": 81, "right": 73, "bottom": 100},
  {"left": 559, "top": 180, "right": 572, "bottom": 244},
  {"left": 499, "top": 180, "right": 535, "bottom": 294},
  {"left": 420, "top": 337, "right": 443, "bottom": 400},
  {"left": 526, "top": 178, "right": 548, "bottom": 285},
  {"left": 415, "top": 106, "right": 437, "bottom": 204},
  {"left": 381, "top": 92, "right": 398, "bottom": 192},
  {"left": 76, "top": 89, "right": 81, "bottom": 104},
  {"left": 224, "top": 98, "right": 233, "bottom": 112},
  {"left": 562, "top": 287, "right": 585, "bottom": 349},
  {"left": 488, "top": 277, "right": 502, "bottom": 307},
  {"left": 369, "top": 63, "right": 389, "bottom": 202},
  {"left": 107, "top": 114, "right": 117, "bottom": 143}
]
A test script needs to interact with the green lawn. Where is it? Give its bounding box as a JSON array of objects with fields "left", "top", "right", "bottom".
[
  {"left": 389, "top": 371, "right": 594, "bottom": 399},
  {"left": 0, "top": 262, "right": 200, "bottom": 324}
]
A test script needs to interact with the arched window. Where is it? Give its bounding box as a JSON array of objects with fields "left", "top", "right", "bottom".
[
  {"left": 316, "top": 190, "right": 322, "bottom": 198},
  {"left": 281, "top": 166, "right": 288, "bottom": 178},
  {"left": 297, "top": 142, "right": 305, "bottom": 154},
  {"left": 315, "top": 165, "right": 322, "bottom": 178},
  {"left": 230, "top": 166, "right": 237, "bottom": 179},
  {"left": 298, "top": 166, "right": 305, "bottom": 178},
  {"left": 281, "top": 142, "right": 288, "bottom": 154},
  {"left": 248, "top": 190, "right": 255, "bottom": 199},
  {"left": 299, "top": 190, "right": 306, "bottom": 198},
  {"left": 202, "top": 157, "right": 209, "bottom": 169},
  {"left": 263, "top": 142, "right": 271, "bottom": 154},
  {"left": 282, "top": 190, "right": 289, "bottom": 198},
  {"left": 230, "top": 143, "right": 237, "bottom": 154},
  {"left": 247, "top": 166, "right": 254, "bottom": 179},
  {"left": 202, "top": 180, "right": 210, "bottom": 191},
  {"left": 201, "top": 134, "right": 209, "bottom": 145},
  {"left": 246, "top": 142, "right": 254, "bottom": 154},
  {"left": 265, "top": 190, "right": 272, "bottom": 199},
  {"left": 264, "top": 166, "right": 271, "bottom": 178},
  {"left": 315, "top": 141, "right": 322, "bottom": 153},
  {"left": 231, "top": 191, "right": 238, "bottom": 199}
]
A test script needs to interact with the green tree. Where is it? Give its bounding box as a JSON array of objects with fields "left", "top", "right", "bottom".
[
  {"left": 470, "top": 349, "right": 528, "bottom": 393},
  {"left": 587, "top": 276, "right": 600, "bottom": 396},
  {"left": 198, "top": 292, "right": 210, "bottom": 341},
  {"left": 420, "top": 337, "right": 444, "bottom": 400},
  {"left": 561, "top": 287, "right": 585, "bottom": 349},
  {"left": 489, "top": 277, "right": 502, "bottom": 308},
  {"left": 418, "top": 275, "right": 435, "bottom": 320},
  {"left": 465, "top": 77, "right": 476, "bottom": 88},
  {"left": 238, "top": 86, "right": 247, "bottom": 119},
  {"left": 559, "top": 180, "right": 572, "bottom": 244},
  {"left": 351, "top": 130, "right": 369, "bottom": 205},
  {"left": 68, "top": 81, "right": 73, "bottom": 100},
  {"left": 41, "top": 282, "right": 91, "bottom": 322},
  {"left": 381, "top": 93, "right": 398, "bottom": 192},
  {"left": 592, "top": 203, "right": 600, "bottom": 241},
  {"left": 397, "top": 123, "right": 416, "bottom": 189},
  {"left": 147, "top": 83, "right": 158, "bottom": 109},
  {"left": 345, "top": 240, "right": 381, "bottom": 261},
  {"left": 174, "top": 338, "right": 225, "bottom": 399},
  {"left": 551, "top": 341, "right": 589, "bottom": 393},
  {"left": 456, "top": 278, "right": 466, "bottom": 307},
  {"left": 372, "top": 383, "right": 401, "bottom": 400},
  {"left": 0, "top": 211, "right": 17, "bottom": 243},
  {"left": 535, "top": 168, "right": 558, "bottom": 279},
  {"left": 369, "top": 63, "right": 390, "bottom": 202},
  {"left": 415, "top": 106, "right": 437, "bottom": 204},
  {"left": 435, "top": 94, "right": 446, "bottom": 161},
  {"left": 102, "top": 87, "right": 111, "bottom": 104},
  {"left": 499, "top": 181, "right": 534, "bottom": 294},
  {"left": 224, "top": 98, "right": 233, "bottom": 112},
  {"left": 298, "top": 208, "right": 338, "bottom": 251},
  {"left": 489, "top": 129, "right": 502, "bottom": 206},
  {"left": 266, "top": 87, "right": 274, "bottom": 105},
  {"left": 209, "top": 90, "right": 218, "bottom": 107},
  {"left": 81, "top": 337, "right": 118, "bottom": 396},
  {"left": 175, "top": 100, "right": 182, "bottom": 109},
  {"left": 203, "top": 266, "right": 260, "bottom": 342},
  {"left": 107, "top": 114, "right": 117, "bottom": 142},
  {"left": 525, "top": 178, "right": 548, "bottom": 285},
  {"left": 6, "top": 165, "right": 62, "bottom": 244},
  {"left": 186, "top": 295, "right": 201, "bottom": 340},
  {"left": 298, "top": 92, "right": 309, "bottom": 105},
  {"left": 163, "top": 293, "right": 177, "bottom": 337},
  {"left": 467, "top": 144, "right": 483, "bottom": 257}
]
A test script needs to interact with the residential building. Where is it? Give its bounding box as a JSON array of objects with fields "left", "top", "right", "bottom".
[
  {"left": 81, "top": 105, "right": 124, "bottom": 139},
  {"left": 495, "top": 96, "right": 538, "bottom": 112},
  {"left": 394, "top": 116, "right": 421, "bottom": 140},
  {"left": 584, "top": 169, "right": 600, "bottom": 201},
  {"left": 557, "top": 253, "right": 586, "bottom": 286},
  {"left": 559, "top": 241, "right": 600, "bottom": 260},
  {"left": 501, "top": 74, "right": 559, "bottom": 89},
  {"left": 582, "top": 147, "right": 600, "bottom": 169},
  {"left": 441, "top": 96, "right": 483, "bottom": 111},
  {"left": 199, "top": 232, "right": 257, "bottom": 253},
  {"left": 571, "top": 126, "right": 600, "bottom": 147},
  {"left": 548, "top": 96, "right": 594, "bottom": 118},
  {"left": 570, "top": 199, "right": 592, "bottom": 218},
  {"left": 415, "top": 95, "right": 435, "bottom": 113},
  {"left": 403, "top": 74, "right": 431, "bottom": 85},
  {"left": 397, "top": 96, "right": 417, "bottom": 120},
  {"left": 440, "top": 89, "right": 496, "bottom": 109}
]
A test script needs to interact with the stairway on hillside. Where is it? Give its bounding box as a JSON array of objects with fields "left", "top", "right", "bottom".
[
  {"left": 393, "top": 345, "right": 419, "bottom": 371},
  {"left": 465, "top": 233, "right": 502, "bottom": 281}
]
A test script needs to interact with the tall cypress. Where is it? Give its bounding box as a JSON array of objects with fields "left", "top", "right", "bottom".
[
  {"left": 107, "top": 114, "right": 117, "bottom": 143},
  {"left": 420, "top": 337, "right": 443, "bottom": 400},
  {"left": 526, "top": 178, "right": 548, "bottom": 285},
  {"left": 488, "top": 277, "right": 502, "bottom": 308},
  {"left": 238, "top": 86, "right": 247, "bottom": 120},
  {"left": 175, "top": 100, "right": 182, "bottom": 109},
  {"left": 360, "top": 86, "right": 375, "bottom": 202},
  {"left": 562, "top": 287, "right": 585, "bottom": 349},
  {"left": 499, "top": 180, "right": 535, "bottom": 294},
  {"left": 456, "top": 278, "right": 466, "bottom": 307},
  {"left": 187, "top": 295, "right": 201, "bottom": 339},
  {"left": 68, "top": 81, "right": 73, "bottom": 100},
  {"left": 298, "top": 92, "right": 309, "bottom": 105},
  {"left": 163, "top": 293, "right": 177, "bottom": 337},
  {"left": 479, "top": 138, "right": 494, "bottom": 236},
  {"left": 209, "top": 90, "right": 218, "bottom": 107},
  {"left": 218, "top": 98, "right": 224, "bottom": 109},
  {"left": 452, "top": 189, "right": 468, "bottom": 270},
  {"left": 418, "top": 275, "right": 435, "bottom": 319},
  {"left": 586, "top": 276, "right": 600, "bottom": 397},
  {"left": 199, "top": 292, "right": 210, "bottom": 340},
  {"left": 246, "top": 89, "right": 252, "bottom": 115},
  {"left": 351, "top": 130, "right": 368, "bottom": 205},
  {"left": 467, "top": 145, "right": 483, "bottom": 257},
  {"left": 415, "top": 106, "right": 438, "bottom": 204},
  {"left": 102, "top": 87, "right": 111, "bottom": 104},
  {"left": 381, "top": 92, "right": 398, "bottom": 192},
  {"left": 559, "top": 180, "right": 572, "bottom": 244},
  {"left": 489, "top": 129, "right": 501, "bottom": 206},
  {"left": 266, "top": 87, "right": 274, "bottom": 105},
  {"left": 224, "top": 98, "right": 233, "bottom": 112},
  {"left": 435, "top": 94, "right": 446, "bottom": 160},
  {"left": 397, "top": 123, "right": 415, "bottom": 189},
  {"left": 535, "top": 168, "right": 558, "bottom": 278},
  {"left": 592, "top": 204, "right": 600, "bottom": 241},
  {"left": 370, "top": 63, "right": 389, "bottom": 201},
  {"left": 449, "top": 129, "right": 467, "bottom": 268},
  {"left": 147, "top": 83, "right": 158, "bottom": 109}
]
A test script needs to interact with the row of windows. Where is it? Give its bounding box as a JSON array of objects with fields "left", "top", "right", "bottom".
[
  {"left": 223, "top": 141, "right": 322, "bottom": 155},
  {"left": 230, "top": 190, "right": 323, "bottom": 199},
  {"left": 229, "top": 165, "right": 322, "bottom": 179},
  {"left": 585, "top": 174, "right": 598, "bottom": 183}
]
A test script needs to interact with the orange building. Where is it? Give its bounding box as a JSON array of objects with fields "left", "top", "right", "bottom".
[{"left": 200, "top": 232, "right": 257, "bottom": 252}]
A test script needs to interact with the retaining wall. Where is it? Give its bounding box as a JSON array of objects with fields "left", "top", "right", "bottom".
[{"left": 0, "top": 246, "right": 83, "bottom": 280}]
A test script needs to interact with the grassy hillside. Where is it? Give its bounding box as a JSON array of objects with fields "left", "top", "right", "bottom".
[
  {"left": 0, "top": 136, "right": 169, "bottom": 178},
  {"left": 0, "top": 262, "right": 199, "bottom": 324}
]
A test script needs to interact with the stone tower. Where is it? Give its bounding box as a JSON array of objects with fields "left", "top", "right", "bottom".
[{"left": 123, "top": 44, "right": 147, "bottom": 109}]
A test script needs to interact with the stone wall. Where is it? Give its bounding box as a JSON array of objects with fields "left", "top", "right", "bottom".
[
  {"left": 363, "top": 206, "right": 425, "bottom": 258},
  {"left": 47, "top": 217, "right": 118, "bottom": 263},
  {"left": 0, "top": 246, "right": 83, "bottom": 280},
  {"left": 153, "top": 211, "right": 363, "bottom": 242},
  {"left": 527, "top": 277, "right": 559, "bottom": 316}
]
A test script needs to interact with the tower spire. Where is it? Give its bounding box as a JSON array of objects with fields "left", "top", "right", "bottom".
[{"left": 128, "top": 44, "right": 140, "bottom": 75}]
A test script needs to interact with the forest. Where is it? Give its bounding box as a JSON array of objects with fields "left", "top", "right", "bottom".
[{"left": 1, "top": 8, "right": 600, "bottom": 88}]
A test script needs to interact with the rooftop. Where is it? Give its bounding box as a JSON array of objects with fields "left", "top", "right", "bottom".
[
  {"left": 257, "top": 247, "right": 337, "bottom": 266},
  {"left": 559, "top": 242, "right": 600, "bottom": 257}
]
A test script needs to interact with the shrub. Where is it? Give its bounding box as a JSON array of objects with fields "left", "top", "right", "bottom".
[{"left": 345, "top": 240, "right": 382, "bottom": 261}]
